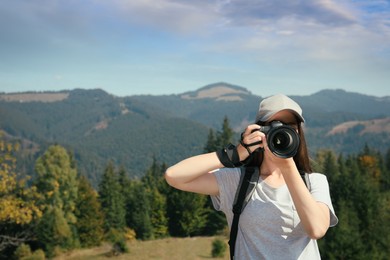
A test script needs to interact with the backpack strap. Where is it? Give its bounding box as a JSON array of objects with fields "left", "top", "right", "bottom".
[{"left": 228, "top": 166, "right": 259, "bottom": 260}]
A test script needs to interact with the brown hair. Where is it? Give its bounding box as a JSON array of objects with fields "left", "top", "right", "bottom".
[{"left": 293, "top": 122, "right": 312, "bottom": 173}]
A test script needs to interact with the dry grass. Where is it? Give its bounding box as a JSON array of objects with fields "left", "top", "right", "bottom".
[
  {"left": 327, "top": 117, "right": 390, "bottom": 135},
  {"left": 54, "top": 237, "right": 229, "bottom": 260},
  {"left": 0, "top": 92, "right": 69, "bottom": 102}
]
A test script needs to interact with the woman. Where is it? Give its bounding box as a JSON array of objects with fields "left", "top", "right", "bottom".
[{"left": 165, "top": 94, "right": 338, "bottom": 259}]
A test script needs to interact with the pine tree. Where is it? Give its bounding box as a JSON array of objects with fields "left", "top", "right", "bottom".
[
  {"left": 117, "top": 165, "right": 153, "bottom": 240},
  {"left": 382, "top": 148, "right": 390, "bottom": 191},
  {"left": 36, "top": 206, "right": 73, "bottom": 257},
  {"left": 166, "top": 187, "right": 208, "bottom": 237},
  {"left": 216, "top": 116, "right": 235, "bottom": 148},
  {"left": 142, "top": 160, "right": 168, "bottom": 238},
  {"left": 204, "top": 129, "right": 218, "bottom": 152},
  {"left": 146, "top": 188, "right": 168, "bottom": 238},
  {"left": 202, "top": 117, "right": 234, "bottom": 235},
  {"left": 320, "top": 199, "right": 364, "bottom": 259},
  {"left": 324, "top": 149, "right": 390, "bottom": 259},
  {"left": 320, "top": 150, "right": 341, "bottom": 210},
  {"left": 35, "top": 145, "right": 78, "bottom": 220},
  {"left": 124, "top": 181, "right": 153, "bottom": 240},
  {"left": 75, "top": 175, "right": 104, "bottom": 247},
  {"left": 142, "top": 157, "right": 166, "bottom": 192},
  {"left": 34, "top": 145, "right": 79, "bottom": 254},
  {"left": 98, "top": 161, "right": 126, "bottom": 232}
]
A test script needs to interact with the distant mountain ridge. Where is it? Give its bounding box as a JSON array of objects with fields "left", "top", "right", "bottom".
[
  {"left": 294, "top": 89, "right": 390, "bottom": 117},
  {"left": 180, "top": 82, "right": 252, "bottom": 101},
  {"left": 1, "top": 82, "right": 389, "bottom": 185}
]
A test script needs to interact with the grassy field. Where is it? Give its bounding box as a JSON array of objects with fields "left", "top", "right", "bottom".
[{"left": 54, "top": 236, "right": 230, "bottom": 260}]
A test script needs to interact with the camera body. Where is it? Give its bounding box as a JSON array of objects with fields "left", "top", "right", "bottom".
[{"left": 256, "top": 121, "right": 300, "bottom": 158}]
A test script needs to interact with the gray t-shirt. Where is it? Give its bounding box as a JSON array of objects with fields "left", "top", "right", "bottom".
[{"left": 211, "top": 168, "right": 338, "bottom": 260}]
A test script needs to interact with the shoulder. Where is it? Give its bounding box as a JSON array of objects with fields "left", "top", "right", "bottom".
[
  {"left": 210, "top": 167, "right": 242, "bottom": 212},
  {"left": 309, "top": 172, "right": 328, "bottom": 182},
  {"left": 212, "top": 167, "right": 242, "bottom": 188},
  {"left": 307, "top": 173, "right": 331, "bottom": 190},
  {"left": 309, "top": 173, "right": 339, "bottom": 226}
]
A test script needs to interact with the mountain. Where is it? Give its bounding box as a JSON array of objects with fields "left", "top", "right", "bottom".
[
  {"left": 1, "top": 83, "right": 389, "bottom": 185},
  {"left": 134, "top": 83, "right": 390, "bottom": 129},
  {"left": 0, "top": 89, "right": 210, "bottom": 184}
]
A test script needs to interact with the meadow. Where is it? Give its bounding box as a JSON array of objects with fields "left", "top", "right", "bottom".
[{"left": 54, "top": 236, "right": 229, "bottom": 260}]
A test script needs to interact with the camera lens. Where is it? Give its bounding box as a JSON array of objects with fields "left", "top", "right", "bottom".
[
  {"left": 267, "top": 126, "right": 299, "bottom": 158},
  {"left": 272, "top": 132, "right": 292, "bottom": 149}
]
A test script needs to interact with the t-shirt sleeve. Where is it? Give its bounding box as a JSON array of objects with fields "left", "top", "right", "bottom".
[
  {"left": 210, "top": 168, "right": 241, "bottom": 213},
  {"left": 309, "top": 173, "right": 339, "bottom": 227}
]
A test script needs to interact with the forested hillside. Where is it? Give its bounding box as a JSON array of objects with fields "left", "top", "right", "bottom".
[
  {"left": 1, "top": 121, "right": 389, "bottom": 259},
  {"left": 0, "top": 83, "right": 389, "bottom": 186}
]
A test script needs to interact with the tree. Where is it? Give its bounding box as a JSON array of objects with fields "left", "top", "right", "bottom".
[
  {"left": 320, "top": 200, "right": 364, "bottom": 259},
  {"left": 204, "top": 129, "right": 218, "bottom": 152},
  {"left": 355, "top": 149, "right": 390, "bottom": 258},
  {"left": 166, "top": 187, "right": 208, "bottom": 237},
  {"left": 319, "top": 148, "right": 390, "bottom": 259},
  {"left": 141, "top": 157, "right": 167, "bottom": 193},
  {"left": 34, "top": 145, "right": 79, "bottom": 254},
  {"left": 141, "top": 160, "right": 168, "bottom": 238},
  {"left": 98, "top": 161, "right": 126, "bottom": 232},
  {"left": 0, "top": 136, "right": 42, "bottom": 253},
  {"left": 35, "top": 145, "right": 78, "bottom": 223},
  {"left": 216, "top": 116, "right": 235, "bottom": 149},
  {"left": 35, "top": 206, "right": 73, "bottom": 256},
  {"left": 75, "top": 175, "right": 104, "bottom": 247},
  {"left": 147, "top": 188, "right": 168, "bottom": 238},
  {"left": 202, "top": 117, "right": 234, "bottom": 235},
  {"left": 383, "top": 148, "right": 390, "bottom": 191},
  {"left": 124, "top": 180, "right": 153, "bottom": 240}
]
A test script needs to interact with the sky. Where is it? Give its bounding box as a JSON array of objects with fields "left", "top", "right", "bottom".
[{"left": 0, "top": 0, "right": 389, "bottom": 97}]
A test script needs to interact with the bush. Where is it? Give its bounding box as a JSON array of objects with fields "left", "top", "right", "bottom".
[
  {"left": 124, "top": 227, "right": 137, "bottom": 242},
  {"left": 13, "top": 245, "right": 46, "bottom": 260},
  {"left": 211, "top": 238, "right": 226, "bottom": 258},
  {"left": 106, "top": 228, "right": 129, "bottom": 256},
  {"left": 14, "top": 244, "right": 32, "bottom": 259},
  {"left": 24, "top": 249, "right": 45, "bottom": 260}
]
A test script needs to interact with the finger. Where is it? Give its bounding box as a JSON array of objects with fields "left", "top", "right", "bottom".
[
  {"left": 241, "top": 125, "right": 261, "bottom": 145},
  {"left": 259, "top": 134, "right": 268, "bottom": 150},
  {"left": 244, "top": 124, "right": 261, "bottom": 135},
  {"left": 243, "top": 132, "right": 264, "bottom": 151}
]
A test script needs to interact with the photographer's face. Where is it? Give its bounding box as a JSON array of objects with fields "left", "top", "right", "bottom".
[{"left": 267, "top": 110, "right": 299, "bottom": 131}]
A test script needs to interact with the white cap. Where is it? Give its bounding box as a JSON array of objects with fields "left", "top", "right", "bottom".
[{"left": 255, "top": 94, "right": 305, "bottom": 123}]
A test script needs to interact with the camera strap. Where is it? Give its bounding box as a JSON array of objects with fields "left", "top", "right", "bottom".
[{"left": 228, "top": 167, "right": 310, "bottom": 260}]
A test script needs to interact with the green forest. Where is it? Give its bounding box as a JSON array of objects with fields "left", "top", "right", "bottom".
[{"left": 1, "top": 117, "right": 389, "bottom": 259}]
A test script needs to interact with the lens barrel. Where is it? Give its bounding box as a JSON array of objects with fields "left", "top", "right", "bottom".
[
  {"left": 267, "top": 125, "right": 300, "bottom": 158},
  {"left": 255, "top": 121, "right": 300, "bottom": 158}
]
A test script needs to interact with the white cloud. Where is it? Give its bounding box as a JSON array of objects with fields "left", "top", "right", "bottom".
[
  {"left": 96, "top": 0, "right": 390, "bottom": 64},
  {"left": 217, "top": 0, "right": 357, "bottom": 27},
  {"left": 104, "top": 0, "right": 218, "bottom": 34},
  {"left": 1, "top": 0, "right": 389, "bottom": 83}
]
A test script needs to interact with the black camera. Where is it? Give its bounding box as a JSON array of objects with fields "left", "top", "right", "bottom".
[{"left": 254, "top": 121, "right": 300, "bottom": 158}]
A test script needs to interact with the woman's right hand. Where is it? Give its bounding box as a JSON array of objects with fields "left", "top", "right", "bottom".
[
  {"left": 165, "top": 124, "right": 264, "bottom": 196},
  {"left": 238, "top": 124, "right": 263, "bottom": 160}
]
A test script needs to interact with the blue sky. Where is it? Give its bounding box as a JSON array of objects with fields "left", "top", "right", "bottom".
[{"left": 0, "top": 0, "right": 389, "bottom": 97}]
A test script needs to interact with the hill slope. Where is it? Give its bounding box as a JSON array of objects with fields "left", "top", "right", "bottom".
[{"left": 1, "top": 83, "right": 389, "bottom": 185}]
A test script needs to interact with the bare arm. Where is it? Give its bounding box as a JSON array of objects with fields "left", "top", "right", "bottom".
[
  {"left": 164, "top": 152, "right": 223, "bottom": 196},
  {"left": 255, "top": 128, "right": 330, "bottom": 239},
  {"left": 165, "top": 124, "right": 261, "bottom": 196},
  {"left": 282, "top": 164, "right": 330, "bottom": 239}
]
